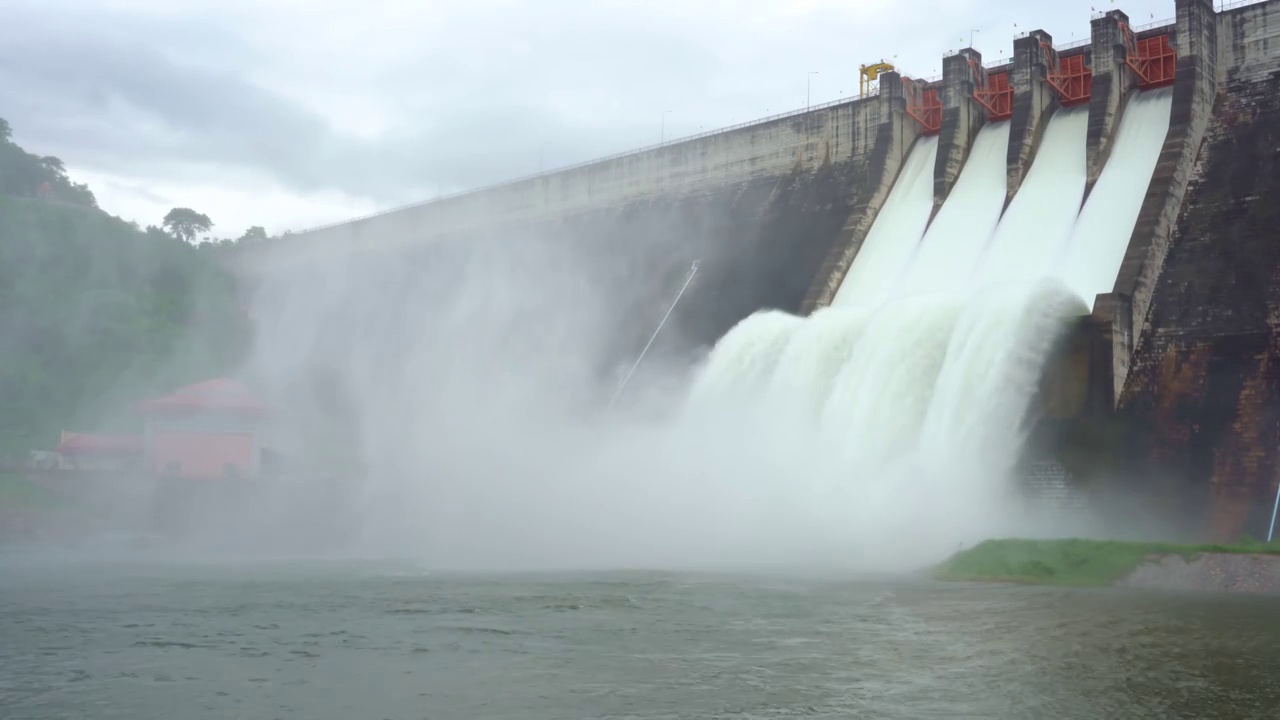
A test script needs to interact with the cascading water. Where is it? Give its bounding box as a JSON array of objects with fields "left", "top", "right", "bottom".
[
  {"left": 1058, "top": 88, "right": 1174, "bottom": 303},
  {"left": 978, "top": 107, "right": 1089, "bottom": 285},
  {"left": 676, "top": 89, "right": 1172, "bottom": 566},
  {"left": 820, "top": 295, "right": 966, "bottom": 473},
  {"left": 764, "top": 306, "right": 872, "bottom": 425},
  {"left": 684, "top": 310, "right": 804, "bottom": 417},
  {"left": 832, "top": 135, "right": 939, "bottom": 308},
  {"left": 899, "top": 121, "right": 1011, "bottom": 296}
]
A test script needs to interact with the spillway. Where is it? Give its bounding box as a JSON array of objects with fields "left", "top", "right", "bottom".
[
  {"left": 1058, "top": 89, "right": 1174, "bottom": 303},
  {"left": 678, "top": 50, "right": 1182, "bottom": 564},
  {"left": 899, "top": 121, "right": 1012, "bottom": 296},
  {"left": 979, "top": 107, "right": 1089, "bottom": 285},
  {"left": 832, "top": 136, "right": 939, "bottom": 308}
]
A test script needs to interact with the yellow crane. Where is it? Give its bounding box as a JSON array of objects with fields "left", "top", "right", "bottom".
[{"left": 859, "top": 62, "right": 896, "bottom": 97}]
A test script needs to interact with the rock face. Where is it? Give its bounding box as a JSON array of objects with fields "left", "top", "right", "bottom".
[
  {"left": 1116, "top": 3, "right": 1280, "bottom": 543},
  {"left": 1117, "top": 553, "right": 1280, "bottom": 595}
]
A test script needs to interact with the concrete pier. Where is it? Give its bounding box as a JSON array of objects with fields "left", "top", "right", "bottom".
[
  {"left": 1085, "top": 10, "right": 1138, "bottom": 195},
  {"left": 1006, "top": 30, "right": 1058, "bottom": 203},
  {"left": 934, "top": 48, "right": 986, "bottom": 208}
]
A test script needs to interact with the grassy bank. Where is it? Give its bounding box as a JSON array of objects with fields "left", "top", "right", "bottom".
[{"left": 935, "top": 538, "right": 1280, "bottom": 587}]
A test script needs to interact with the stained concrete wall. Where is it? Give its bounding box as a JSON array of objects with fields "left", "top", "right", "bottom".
[
  {"left": 250, "top": 92, "right": 900, "bottom": 272},
  {"left": 241, "top": 88, "right": 924, "bottom": 401},
  {"left": 1006, "top": 31, "right": 1058, "bottom": 202},
  {"left": 1085, "top": 11, "right": 1139, "bottom": 194},
  {"left": 1112, "top": 0, "right": 1280, "bottom": 543},
  {"left": 801, "top": 72, "right": 922, "bottom": 312},
  {"left": 934, "top": 49, "right": 986, "bottom": 207},
  {"left": 1103, "top": 0, "right": 1219, "bottom": 395}
]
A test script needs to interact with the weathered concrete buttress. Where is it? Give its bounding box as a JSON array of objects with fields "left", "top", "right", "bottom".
[
  {"left": 1006, "top": 30, "right": 1058, "bottom": 202},
  {"left": 1103, "top": 0, "right": 1218, "bottom": 396},
  {"left": 934, "top": 48, "right": 986, "bottom": 208},
  {"left": 1085, "top": 10, "right": 1138, "bottom": 196}
]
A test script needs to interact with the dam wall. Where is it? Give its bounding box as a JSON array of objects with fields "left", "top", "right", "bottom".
[
  {"left": 242, "top": 75, "right": 930, "bottom": 372},
  {"left": 1115, "top": 0, "right": 1280, "bottom": 543},
  {"left": 242, "top": 79, "right": 930, "bottom": 383},
  {"left": 255, "top": 87, "right": 911, "bottom": 269}
]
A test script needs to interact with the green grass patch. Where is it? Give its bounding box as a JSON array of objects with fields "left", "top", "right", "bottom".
[{"left": 934, "top": 537, "right": 1280, "bottom": 587}]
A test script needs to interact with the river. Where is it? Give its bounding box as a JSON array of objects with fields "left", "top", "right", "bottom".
[{"left": 2, "top": 556, "right": 1278, "bottom": 719}]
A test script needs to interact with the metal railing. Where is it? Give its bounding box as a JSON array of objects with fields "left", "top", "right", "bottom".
[
  {"left": 1219, "top": 0, "right": 1270, "bottom": 11},
  {"left": 1058, "top": 37, "right": 1092, "bottom": 51},
  {"left": 943, "top": 49, "right": 1011, "bottom": 67},
  {"left": 289, "top": 92, "right": 873, "bottom": 236},
  {"left": 1134, "top": 17, "right": 1176, "bottom": 32}
]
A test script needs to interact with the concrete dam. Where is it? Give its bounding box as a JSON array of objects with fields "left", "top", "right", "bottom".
[{"left": 244, "top": 0, "right": 1280, "bottom": 545}]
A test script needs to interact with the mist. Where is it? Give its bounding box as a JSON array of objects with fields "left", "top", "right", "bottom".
[{"left": 166, "top": 202, "right": 1102, "bottom": 576}]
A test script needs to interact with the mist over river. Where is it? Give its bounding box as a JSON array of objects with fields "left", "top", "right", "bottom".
[{"left": 3, "top": 557, "right": 1279, "bottom": 720}]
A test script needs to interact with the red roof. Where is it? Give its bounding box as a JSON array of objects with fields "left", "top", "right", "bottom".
[
  {"left": 56, "top": 432, "right": 143, "bottom": 456},
  {"left": 133, "top": 378, "right": 267, "bottom": 417}
]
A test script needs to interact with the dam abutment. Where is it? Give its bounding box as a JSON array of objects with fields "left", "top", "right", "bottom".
[{"left": 1108, "top": 0, "right": 1218, "bottom": 394}]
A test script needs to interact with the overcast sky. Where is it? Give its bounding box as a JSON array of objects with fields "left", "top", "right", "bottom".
[{"left": 2, "top": 0, "right": 1180, "bottom": 238}]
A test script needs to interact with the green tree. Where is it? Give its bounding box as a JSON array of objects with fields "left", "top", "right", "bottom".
[
  {"left": 239, "top": 225, "right": 268, "bottom": 243},
  {"left": 162, "top": 207, "right": 213, "bottom": 244},
  {"left": 40, "top": 156, "right": 66, "bottom": 176},
  {"left": 0, "top": 118, "right": 97, "bottom": 208}
]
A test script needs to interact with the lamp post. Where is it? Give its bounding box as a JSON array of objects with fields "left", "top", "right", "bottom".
[
  {"left": 660, "top": 110, "right": 672, "bottom": 144},
  {"left": 807, "top": 71, "right": 820, "bottom": 111}
]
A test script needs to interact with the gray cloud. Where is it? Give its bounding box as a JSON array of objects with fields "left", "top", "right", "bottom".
[{"left": 1, "top": 0, "right": 1180, "bottom": 222}]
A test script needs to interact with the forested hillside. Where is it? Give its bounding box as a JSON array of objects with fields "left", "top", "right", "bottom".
[{"left": 0, "top": 118, "right": 252, "bottom": 458}]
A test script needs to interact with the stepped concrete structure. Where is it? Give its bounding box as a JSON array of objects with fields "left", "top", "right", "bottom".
[{"left": 241, "top": 0, "right": 1280, "bottom": 542}]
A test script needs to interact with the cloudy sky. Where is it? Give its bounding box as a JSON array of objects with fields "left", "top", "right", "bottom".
[{"left": 3, "top": 0, "right": 1178, "bottom": 238}]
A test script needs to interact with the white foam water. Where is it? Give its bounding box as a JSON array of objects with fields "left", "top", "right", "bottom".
[
  {"left": 833, "top": 135, "right": 940, "bottom": 308},
  {"left": 1058, "top": 88, "right": 1174, "bottom": 305}
]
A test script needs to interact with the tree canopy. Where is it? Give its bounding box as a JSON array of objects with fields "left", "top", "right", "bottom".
[
  {"left": 0, "top": 118, "right": 253, "bottom": 458},
  {"left": 162, "top": 207, "right": 214, "bottom": 243},
  {"left": 0, "top": 120, "right": 96, "bottom": 207}
]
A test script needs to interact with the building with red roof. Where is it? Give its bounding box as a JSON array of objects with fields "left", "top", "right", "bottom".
[
  {"left": 54, "top": 378, "right": 268, "bottom": 480},
  {"left": 53, "top": 432, "right": 143, "bottom": 471}
]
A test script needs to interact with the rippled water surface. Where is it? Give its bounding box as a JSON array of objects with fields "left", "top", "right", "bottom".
[{"left": 3, "top": 556, "right": 1279, "bottom": 719}]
